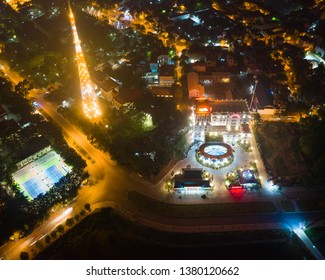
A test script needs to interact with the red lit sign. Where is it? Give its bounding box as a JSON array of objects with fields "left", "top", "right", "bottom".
[{"left": 230, "top": 185, "right": 243, "bottom": 189}]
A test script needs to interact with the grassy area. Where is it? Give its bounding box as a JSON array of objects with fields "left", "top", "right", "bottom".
[
  {"left": 237, "top": 140, "right": 252, "bottom": 152},
  {"left": 280, "top": 200, "right": 295, "bottom": 212},
  {"left": 296, "top": 199, "right": 325, "bottom": 211},
  {"left": 128, "top": 191, "right": 276, "bottom": 217},
  {"left": 205, "top": 133, "right": 223, "bottom": 142},
  {"left": 305, "top": 226, "right": 325, "bottom": 256},
  {"left": 254, "top": 122, "right": 307, "bottom": 177}
]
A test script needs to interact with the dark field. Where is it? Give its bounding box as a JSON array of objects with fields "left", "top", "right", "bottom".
[{"left": 36, "top": 208, "right": 309, "bottom": 260}]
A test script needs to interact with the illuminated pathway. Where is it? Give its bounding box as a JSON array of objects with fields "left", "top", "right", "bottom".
[
  {"left": 293, "top": 228, "right": 324, "bottom": 260},
  {"left": 68, "top": 0, "right": 101, "bottom": 119}
]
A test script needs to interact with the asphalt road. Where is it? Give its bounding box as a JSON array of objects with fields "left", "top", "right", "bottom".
[{"left": 0, "top": 61, "right": 23, "bottom": 84}]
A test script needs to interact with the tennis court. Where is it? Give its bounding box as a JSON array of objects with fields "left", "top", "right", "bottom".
[
  {"left": 22, "top": 178, "right": 46, "bottom": 199},
  {"left": 45, "top": 165, "right": 64, "bottom": 184},
  {"left": 13, "top": 150, "right": 71, "bottom": 200}
]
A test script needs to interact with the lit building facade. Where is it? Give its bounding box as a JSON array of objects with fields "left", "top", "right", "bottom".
[
  {"left": 173, "top": 168, "right": 212, "bottom": 194},
  {"left": 193, "top": 99, "right": 251, "bottom": 143}
]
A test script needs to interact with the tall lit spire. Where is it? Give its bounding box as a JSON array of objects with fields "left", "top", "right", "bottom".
[{"left": 68, "top": 0, "right": 101, "bottom": 119}]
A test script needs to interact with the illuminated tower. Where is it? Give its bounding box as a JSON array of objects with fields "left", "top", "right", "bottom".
[{"left": 68, "top": 0, "right": 101, "bottom": 119}]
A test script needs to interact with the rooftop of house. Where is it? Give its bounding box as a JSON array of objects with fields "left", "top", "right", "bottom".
[{"left": 91, "top": 71, "right": 120, "bottom": 92}]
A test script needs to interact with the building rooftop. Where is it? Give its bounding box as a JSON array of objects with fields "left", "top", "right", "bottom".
[
  {"left": 255, "top": 82, "right": 274, "bottom": 108},
  {"left": 183, "top": 168, "right": 203, "bottom": 179},
  {"left": 114, "top": 88, "right": 143, "bottom": 106},
  {"left": 237, "top": 169, "right": 258, "bottom": 185},
  {"left": 16, "top": 136, "right": 50, "bottom": 162},
  {"left": 91, "top": 71, "right": 120, "bottom": 92},
  {"left": 211, "top": 100, "right": 249, "bottom": 113},
  {"left": 100, "top": 78, "right": 120, "bottom": 92},
  {"left": 241, "top": 123, "right": 251, "bottom": 133},
  {"left": 174, "top": 168, "right": 211, "bottom": 189},
  {"left": 151, "top": 87, "right": 173, "bottom": 97},
  {"left": 159, "top": 64, "right": 175, "bottom": 76}
]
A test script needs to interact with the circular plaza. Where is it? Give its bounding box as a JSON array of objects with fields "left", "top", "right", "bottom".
[{"left": 196, "top": 142, "right": 234, "bottom": 169}]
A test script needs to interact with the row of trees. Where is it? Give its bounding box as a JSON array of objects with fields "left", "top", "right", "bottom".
[
  {"left": 299, "top": 107, "right": 325, "bottom": 182},
  {"left": 20, "top": 203, "right": 92, "bottom": 259},
  {"left": 64, "top": 96, "right": 189, "bottom": 177},
  {"left": 253, "top": 106, "right": 325, "bottom": 185}
]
